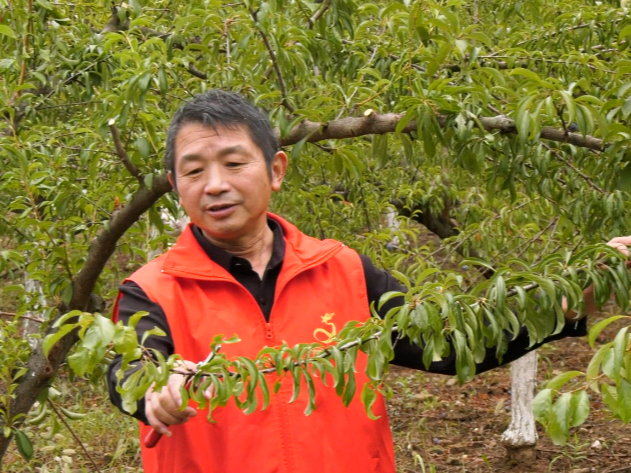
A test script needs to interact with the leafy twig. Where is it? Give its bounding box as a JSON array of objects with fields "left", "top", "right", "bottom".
[{"left": 541, "top": 142, "right": 606, "bottom": 194}]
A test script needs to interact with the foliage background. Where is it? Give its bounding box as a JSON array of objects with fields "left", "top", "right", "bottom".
[{"left": 3, "top": 0, "right": 631, "bottom": 470}]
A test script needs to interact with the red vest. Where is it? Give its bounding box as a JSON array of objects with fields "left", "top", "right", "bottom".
[{"left": 125, "top": 214, "right": 395, "bottom": 473}]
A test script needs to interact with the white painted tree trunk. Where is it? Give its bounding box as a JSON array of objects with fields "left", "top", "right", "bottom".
[
  {"left": 24, "top": 275, "right": 45, "bottom": 349},
  {"left": 500, "top": 350, "right": 538, "bottom": 459},
  {"left": 383, "top": 207, "right": 402, "bottom": 250}
]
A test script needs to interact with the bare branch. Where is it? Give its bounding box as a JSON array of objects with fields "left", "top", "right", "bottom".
[
  {"left": 47, "top": 400, "right": 102, "bottom": 472},
  {"left": 247, "top": 5, "right": 295, "bottom": 113},
  {"left": 0, "top": 311, "right": 44, "bottom": 323},
  {"left": 308, "top": 0, "right": 331, "bottom": 28},
  {"left": 108, "top": 122, "right": 143, "bottom": 184}
]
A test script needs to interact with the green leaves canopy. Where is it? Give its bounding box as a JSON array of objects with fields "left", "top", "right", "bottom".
[{"left": 3, "top": 0, "right": 631, "bottom": 459}]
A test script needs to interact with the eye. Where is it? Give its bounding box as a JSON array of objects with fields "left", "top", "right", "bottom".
[
  {"left": 184, "top": 168, "right": 203, "bottom": 176},
  {"left": 226, "top": 162, "right": 243, "bottom": 168}
]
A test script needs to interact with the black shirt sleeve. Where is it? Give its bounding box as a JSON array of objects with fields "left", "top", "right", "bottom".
[
  {"left": 359, "top": 254, "right": 587, "bottom": 375},
  {"left": 107, "top": 281, "right": 174, "bottom": 424}
]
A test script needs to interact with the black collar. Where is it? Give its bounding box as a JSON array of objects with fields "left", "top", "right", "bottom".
[{"left": 190, "top": 219, "right": 285, "bottom": 273}]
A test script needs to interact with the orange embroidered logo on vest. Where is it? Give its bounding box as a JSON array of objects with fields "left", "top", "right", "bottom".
[{"left": 313, "top": 312, "right": 337, "bottom": 343}]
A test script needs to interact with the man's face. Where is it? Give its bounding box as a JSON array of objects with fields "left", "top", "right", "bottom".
[{"left": 171, "top": 122, "right": 286, "bottom": 243}]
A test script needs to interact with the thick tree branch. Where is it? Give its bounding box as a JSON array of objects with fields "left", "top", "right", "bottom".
[
  {"left": 0, "top": 175, "right": 173, "bottom": 460},
  {"left": 70, "top": 174, "right": 172, "bottom": 309},
  {"left": 278, "top": 112, "right": 605, "bottom": 152},
  {"left": 100, "top": 4, "right": 130, "bottom": 34},
  {"left": 108, "top": 122, "right": 143, "bottom": 183},
  {"left": 389, "top": 198, "right": 458, "bottom": 241},
  {"left": 186, "top": 63, "right": 208, "bottom": 80}
]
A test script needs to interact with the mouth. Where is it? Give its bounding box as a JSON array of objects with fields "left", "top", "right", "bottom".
[
  {"left": 207, "top": 203, "right": 236, "bottom": 211},
  {"left": 205, "top": 202, "right": 238, "bottom": 217}
]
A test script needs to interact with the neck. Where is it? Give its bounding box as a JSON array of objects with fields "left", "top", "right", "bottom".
[{"left": 202, "top": 223, "right": 274, "bottom": 278}]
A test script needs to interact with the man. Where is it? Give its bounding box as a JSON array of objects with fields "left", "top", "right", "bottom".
[{"left": 108, "top": 90, "right": 631, "bottom": 473}]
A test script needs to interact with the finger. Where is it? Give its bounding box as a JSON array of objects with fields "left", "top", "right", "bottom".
[
  {"left": 607, "top": 236, "right": 631, "bottom": 246},
  {"left": 608, "top": 243, "right": 630, "bottom": 256},
  {"left": 145, "top": 399, "right": 172, "bottom": 437},
  {"left": 154, "top": 407, "right": 192, "bottom": 426},
  {"left": 606, "top": 237, "right": 631, "bottom": 256},
  {"left": 156, "top": 390, "right": 195, "bottom": 419},
  {"left": 151, "top": 394, "right": 194, "bottom": 425},
  {"left": 165, "top": 380, "right": 197, "bottom": 418},
  {"left": 167, "top": 377, "right": 184, "bottom": 407}
]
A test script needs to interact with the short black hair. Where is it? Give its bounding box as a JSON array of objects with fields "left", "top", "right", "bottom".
[{"left": 165, "top": 90, "right": 278, "bottom": 187}]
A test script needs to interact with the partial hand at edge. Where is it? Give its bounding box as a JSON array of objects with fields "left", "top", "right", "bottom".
[{"left": 564, "top": 235, "right": 631, "bottom": 321}]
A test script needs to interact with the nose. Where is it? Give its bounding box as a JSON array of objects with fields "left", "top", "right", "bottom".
[{"left": 203, "top": 166, "right": 230, "bottom": 195}]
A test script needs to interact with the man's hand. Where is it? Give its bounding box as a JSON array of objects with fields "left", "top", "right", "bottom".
[
  {"left": 564, "top": 235, "right": 631, "bottom": 320},
  {"left": 145, "top": 360, "right": 198, "bottom": 436},
  {"left": 606, "top": 235, "right": 631, "bottom": 258}
]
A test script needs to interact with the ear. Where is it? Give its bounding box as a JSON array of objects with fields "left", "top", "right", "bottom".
[
  {"left": 270, "top": 151, "right": 288, "bottom": 192},
  {"left": 167, "top": 171, "right": 181, "bottom": 204}
]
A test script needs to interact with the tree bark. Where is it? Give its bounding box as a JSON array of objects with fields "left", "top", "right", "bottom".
[
  {"left": 500, "top": 350, "right": 539, "bottom": 462},
  {"left": 278, "top": 112, "right": 604, "bottom": 152}
]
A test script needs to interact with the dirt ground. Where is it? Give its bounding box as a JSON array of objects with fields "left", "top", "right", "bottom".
[{"left": 388, "top": 319, "right": 631, "bottom": 473}]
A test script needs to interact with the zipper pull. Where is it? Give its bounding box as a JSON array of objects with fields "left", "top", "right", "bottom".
[{"left": 265, "top": 323, "right": 274, "bottom": 340}]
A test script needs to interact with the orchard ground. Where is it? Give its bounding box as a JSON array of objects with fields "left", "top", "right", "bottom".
[{"left": 3, "top": 314, "right": 631, "bottom": 473}]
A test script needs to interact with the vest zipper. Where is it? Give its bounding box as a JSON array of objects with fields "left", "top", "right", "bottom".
[{"left": 265, "top": 322, "right": 274, "bottom": 340}]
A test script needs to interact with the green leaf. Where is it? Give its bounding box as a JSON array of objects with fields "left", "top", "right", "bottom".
[
  {"left": 43, "top": 324, "right": 78, "bottom": 357},
  {"left": 342, "top": 370, "right": 356, "bottom": 407},
  {"left": 545, "top": 371, "right": 583, "bottom": 391},
  {"left": 0, "top": 25, "right": 16, "bottom": 39},
  {"left": 620, "top": 24, "right": 631, "bottom": 39},
  {"left": 533, "top": 388, "right": 553, "bottom": 423},
  {"left": 569, "top": 390, "right": 590, "bottom": 428},
  {"left": 549, "top": 392, "right": 572, "bottom": 445},
  {"left": 14, "top": 430, "right": 33, "bottom": 461},
  {"left": 128, "top": 311, "right": 149, "bottom": 329},
  {"left": 360, "top": 383, "right": 380, "bottom": 420},
  {"left": 586, "top": 343, "right": 611, "bottom": 383},
  {"left": 588, "top": 316, "right": 629, "bottom": 348},
  {"left": 58, "top": 405, "right": 87, "bottom": 420}
]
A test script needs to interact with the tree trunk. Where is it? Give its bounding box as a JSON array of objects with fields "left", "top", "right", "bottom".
[
  {"left": 500, "top": 350, "right": 539, "bottom": 462},
  {"left": 23, "top": 275, "right": 45, "bottom": 349},
  {"left": 383, "top": 207, "right": 402, "bottom": 250}
]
